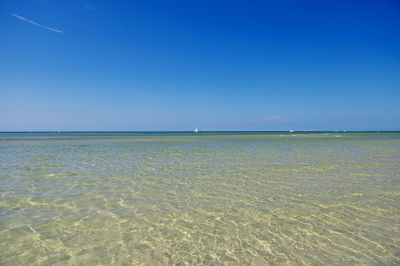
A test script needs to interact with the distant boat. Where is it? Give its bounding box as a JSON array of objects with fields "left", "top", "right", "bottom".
[
  {"left": 289, "top": 129, "right": 294, "bottom": 133},
  {"left": 194, "top": 127, "right": 198, "bottom": 133}
]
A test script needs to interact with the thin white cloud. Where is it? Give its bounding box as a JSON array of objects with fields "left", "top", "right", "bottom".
[
  {"left": 84, "top": 2, "right": 96, "bottom": 11},
  {"left": 12, "top": 13, "right": 63, "bottom": 33}
]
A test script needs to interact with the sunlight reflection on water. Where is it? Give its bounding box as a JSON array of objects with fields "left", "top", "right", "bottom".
[{"left": 0, "top": 132, "right": 399, "bottom": 264}]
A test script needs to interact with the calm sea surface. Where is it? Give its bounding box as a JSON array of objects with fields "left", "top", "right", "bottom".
[{"left": 1, "top": 132, "right": 399, "bottom": 265}]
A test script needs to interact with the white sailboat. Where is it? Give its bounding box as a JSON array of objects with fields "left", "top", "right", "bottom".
[{"left": 194, "top": 127, "right": 198, "bottom": 133}]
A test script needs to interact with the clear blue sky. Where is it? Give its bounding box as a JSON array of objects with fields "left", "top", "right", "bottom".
[{"left": 1, "top": 0, "right": 399, "bottom": 131}]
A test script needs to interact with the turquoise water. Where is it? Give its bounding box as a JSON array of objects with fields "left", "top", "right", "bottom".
[{"left": 1, "top": 132, "right": 399, "bottom": 265}]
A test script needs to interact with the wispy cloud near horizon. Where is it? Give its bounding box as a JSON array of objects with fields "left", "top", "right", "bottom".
[
  {"left": 12, "top": 14, "right": 63, "bottom": 33},
  {"left": 264, "top": 115, "right": 287, "bottom": 120}
]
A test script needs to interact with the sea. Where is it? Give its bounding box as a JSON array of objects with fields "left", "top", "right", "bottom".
[{"left": 0, "top": 131, "right": 399, "bottom": 265}]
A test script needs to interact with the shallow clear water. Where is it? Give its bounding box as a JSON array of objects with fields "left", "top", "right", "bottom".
[{"left": 1, "top": 132, "right": 399, "bottom": 265}]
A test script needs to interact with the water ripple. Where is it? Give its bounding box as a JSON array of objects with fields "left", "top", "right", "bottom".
[{"left": 0, "top": 132, "right": 399, "bottom": 264}]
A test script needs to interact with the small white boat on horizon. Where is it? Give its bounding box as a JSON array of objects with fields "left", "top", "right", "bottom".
[{"left": 194, "top": 127, "right": 198, "bottom": 133}]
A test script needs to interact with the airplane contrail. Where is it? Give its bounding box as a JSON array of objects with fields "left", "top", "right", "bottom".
[{"left": 12, "top": 13, "right": 64, "bottom": 33}]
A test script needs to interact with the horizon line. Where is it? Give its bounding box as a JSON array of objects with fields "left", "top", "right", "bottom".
[{"left": 0, "top": 130, "right": 397, "bottom": 133}]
